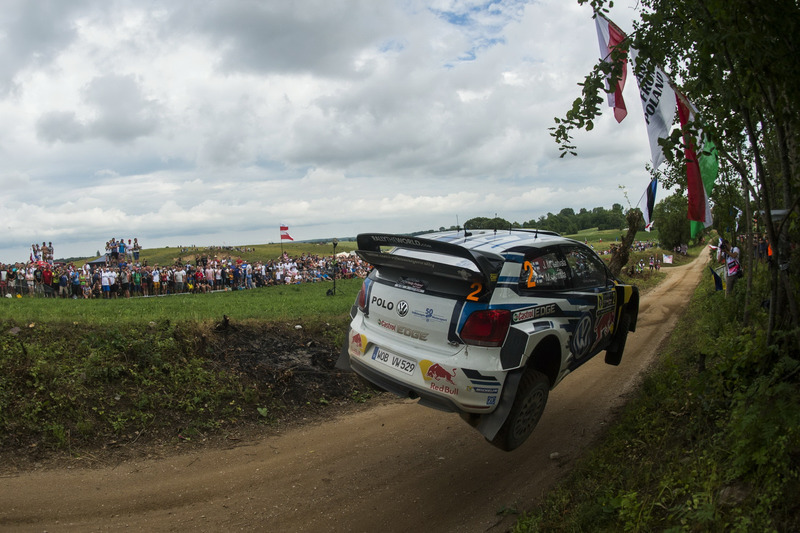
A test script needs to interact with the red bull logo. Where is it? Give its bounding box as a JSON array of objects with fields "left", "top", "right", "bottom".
[
  {"left": 348, "top": 330, "right": 367, "bottom": 356},
  {"left": 419, "top": 359, "right": 457, "bottom": 385}
]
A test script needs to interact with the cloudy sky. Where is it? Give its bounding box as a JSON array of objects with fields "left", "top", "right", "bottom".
[{"left": 0, "top": 0, "right": 652, "bottom": 263}]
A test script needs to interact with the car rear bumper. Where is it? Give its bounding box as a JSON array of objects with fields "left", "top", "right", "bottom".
[{"left": 349, "top": 355, "right": 462, "bottom": 413}]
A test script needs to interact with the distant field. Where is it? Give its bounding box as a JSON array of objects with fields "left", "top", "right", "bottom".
[
  {"left": 1, "top": 278, "right": 363, "bottom": 326},
  {"left": 73, "top": 240, "right": 359, "bottom": 269}
]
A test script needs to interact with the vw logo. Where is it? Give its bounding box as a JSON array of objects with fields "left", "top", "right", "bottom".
[{"left": 396, "top": 300, "right": 409, "bottom": 317}]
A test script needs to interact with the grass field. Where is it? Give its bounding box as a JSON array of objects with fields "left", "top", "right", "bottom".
[{"left": 1, "top": 278, "right": 363, "bottom": 325}]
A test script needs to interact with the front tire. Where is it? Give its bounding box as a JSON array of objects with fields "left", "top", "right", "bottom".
[{"left": 489, "top": 368, "right": 549, "bottom": 451}]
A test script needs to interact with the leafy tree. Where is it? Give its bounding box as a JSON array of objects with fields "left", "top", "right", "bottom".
[
  {"left": 553, "top": 0, "right": 799, "bottom": 345},
  {"left": 464, "top": 216, "right": 512, "bottom": 231},
  {"left": 653, "top": 192, "right": 690, "bottom": 249}
]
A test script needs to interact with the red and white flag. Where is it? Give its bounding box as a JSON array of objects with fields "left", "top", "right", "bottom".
[
  {"left": 280, "top": 224, "right": 294, "bottom": 241},
  {"left": 595, "top": 15, "right": 628, "bottom": 123}
]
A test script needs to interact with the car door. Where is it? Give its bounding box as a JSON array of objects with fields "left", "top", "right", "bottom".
[{"left": 561, "top": 244, "right": 618, "bottom": 368}]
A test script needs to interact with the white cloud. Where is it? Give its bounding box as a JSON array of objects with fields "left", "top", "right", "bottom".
[{"left": 0, "top": 0, "right": 652, "bottom": 263}]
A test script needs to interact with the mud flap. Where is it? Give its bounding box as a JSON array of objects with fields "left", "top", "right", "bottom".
[
  {"left": 335, "top": 337, "right": 353, "bottom": 371},
  {"left": 474, "top": 367, "right": 524, "bottom": 441}
]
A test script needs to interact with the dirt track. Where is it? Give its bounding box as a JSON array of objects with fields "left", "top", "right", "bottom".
[{"left": 0, "top": 253, "right": 708, "bottom": 532}]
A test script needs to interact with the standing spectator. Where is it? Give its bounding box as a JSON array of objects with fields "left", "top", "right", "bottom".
[
  {"left": 59, "top": 269, "right": 69, "bottom": 298},
  {"left": 132, "top": 267, "right": 142, "bottom": 296},
  {"left": 174, "top": 266, "right": 185, "bottom": 293},
  {"left": 0, "top": 264, "right": 7, "bottom": 297},
  {"left": 132, "top": 238, "right": 141, "bottom": 262},
  {"left": 152, "top": 266, "right": 161, "bottom": 295},
  {"left": 42, "top": 265, "right": 53, "bottom": 297},
  {"left": 721, "top": 239, "right": 741, "bottom": 296},
  {"left": 120, "top": 267, "right": 131, "bottom": 298}
]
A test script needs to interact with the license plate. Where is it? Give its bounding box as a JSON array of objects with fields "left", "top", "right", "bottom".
[{"left": 371, "top": 346, "right": 416, "bottom": 375}]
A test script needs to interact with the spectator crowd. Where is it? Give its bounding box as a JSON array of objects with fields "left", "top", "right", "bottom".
[{"left": 1, "top": 238, "right": 369, "bottom": 299}]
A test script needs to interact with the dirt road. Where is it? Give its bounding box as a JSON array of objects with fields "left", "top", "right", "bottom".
[{"left": 1, "top": 253, "right": 708, "bottom": 532}]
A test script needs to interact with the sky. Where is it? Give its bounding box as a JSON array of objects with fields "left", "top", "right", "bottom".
[{"left": 0, "top": 0, "right": 654, "bottom": 263}]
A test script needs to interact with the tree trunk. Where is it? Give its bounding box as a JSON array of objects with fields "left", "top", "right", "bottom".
[{"left": 609, "top": 209, "right": 643, "bottom": 277}]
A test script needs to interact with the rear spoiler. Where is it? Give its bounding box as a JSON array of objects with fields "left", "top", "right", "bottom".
[{"left": 355, "top": 233, "right": 503, "bottom": 283}]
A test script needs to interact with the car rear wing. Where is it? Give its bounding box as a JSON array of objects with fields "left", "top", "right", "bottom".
[{"left": 355, "top": 233, "right": 504, "bottom": 283}]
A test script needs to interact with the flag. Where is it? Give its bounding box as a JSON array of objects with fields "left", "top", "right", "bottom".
[
  {"left": 595, "top": 15, "right": 628, "bottom": 123},
  {"left": 733, "top": 206, "right": 742, "bottom": 232},
  {"left": 630, "top": 49, "right": 676, "bottom": 169},
  {"left": 637, "top": 178, "right": 658, "bottom": 231},
  {"left": 280, "top": 225, "right": 294, "bottom": 241},
  {"left": 676, "top": 92, "right": 718, "bottom": 238},
  {"left": 709, "top": 266, "right": 724, "bottom": 291}
]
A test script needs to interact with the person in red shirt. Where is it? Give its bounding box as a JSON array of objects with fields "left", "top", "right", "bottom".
[{"left": 42, "top": 265, "right": 54, "bottom": 297}]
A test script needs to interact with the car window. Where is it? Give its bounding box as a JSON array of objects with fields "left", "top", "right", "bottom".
[
  {"left": 518, "top": 248, "right": 570, "bottom": 291},
  {"left": 563, "top": 245, "right": 607, "bottom": 289}
]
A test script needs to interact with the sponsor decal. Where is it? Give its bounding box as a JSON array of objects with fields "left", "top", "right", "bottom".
[
  {"left": 429, "top": 382, "right": 459, "bottom": 396},
  {"left": 570, "top": 313, "right": 594, "bottom": 359},
  {"left": 591, "top": 310, "right": 615, "bottom": 350},
  {"left": 512, "top": 303, "right": 557, "bottom": 323},
  {"left": 419, "top": 359, "right": 456, "bottom": 385},
  {"left": 467, "top": 386, "right": 500, "bottom": 394},
  {"left": 397, "top": 325, "right": 429, "bottom": 341},
  {"left": 396, "top": 300, "right": 409, "bottom": 317},
  {"left": 348, "top": 331, "right": 368, "bottom": 356},
  {"left": 395, "top": 277, "right": 426, "bottom": 293},
  {"left": 487, "top": 396, "right": 497, "bottom": 406},
  {"left": 377, "top": 319, "right": 397, "bottom": 332},
  {"left": 597, "top": 290, "right": 617, "bottom": 314},
  {"left": 371, "top": 296, "right": 394, "bottom": 311},
  {"left": 372, "top": 235, "right": 429, "bottom": 248},
  {"left": 411, "top": 306, "right": 447, "bottom": 323},
  {"left": 378, "top": 319, "right": 428, "bottom": 340},
  {"left": 462, "top": 368, "right": 500, "bottom": 394}
]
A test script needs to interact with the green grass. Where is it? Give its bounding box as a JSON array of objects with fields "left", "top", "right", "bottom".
[
  {"left": 1, "top": 278, "right": 363, "bottom": 325},
  {"left": 512, "top": 266, "right": 800, "bottom": 532}
]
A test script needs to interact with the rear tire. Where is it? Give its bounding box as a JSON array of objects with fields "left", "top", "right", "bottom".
[
  {"left": 605, "top": 312, "right": 631, "bottom": 366},
  {"left": 489, "top": 368, "right": 549, "bottom": 451}
]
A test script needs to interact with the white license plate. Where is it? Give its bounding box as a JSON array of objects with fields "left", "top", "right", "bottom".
[{"left": 371, "top": 346, "right": 416, "bottom": 375}]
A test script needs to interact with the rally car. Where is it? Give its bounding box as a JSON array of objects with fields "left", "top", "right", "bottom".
[{"left": 337, "top": 229, "right": 639, "bottom": 451}]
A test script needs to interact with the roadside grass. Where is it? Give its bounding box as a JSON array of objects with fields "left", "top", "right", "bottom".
[
  {"left": 0, "top": 278, "right": 363, "bottom": 325},
  {"left": 512, "top": 266, "right": 800, "bottom": 532}
]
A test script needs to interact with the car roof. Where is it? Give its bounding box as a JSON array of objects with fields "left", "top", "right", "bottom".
[{"left": 416, "top": 229, "right": 575, "bottom": 254}]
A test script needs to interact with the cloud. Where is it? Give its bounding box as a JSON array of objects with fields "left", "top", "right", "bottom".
[
  {"left": 35, "top": 74, "right": 160, "bottom": 144},
  {"left": 0, "top": 0, "right": 652, "bottom": 263}
]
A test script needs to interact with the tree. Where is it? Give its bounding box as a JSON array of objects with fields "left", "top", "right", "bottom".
[
  {"left": 653, "top": 192, "right": 690, "bottom": 249},
  {"left": 554, "top": 0, "right": 799, "bottom": 346},
  {"left": 609, "top": 208, "right": 643, "bottom": 276}
]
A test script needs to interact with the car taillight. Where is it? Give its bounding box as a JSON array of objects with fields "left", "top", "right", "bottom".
[
  {"left": 357, "top": 282, "right": 367, "bottom": 311},
  {"left": 460, "top": 309, "right": 511, "bottom": 347}
]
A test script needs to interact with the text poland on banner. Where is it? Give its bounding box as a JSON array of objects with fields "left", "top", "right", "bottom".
[
  {"left": 280, "top": 225, "right": 294, "bottom": 241},
  {"left": 595, "top": 15, "right": 628, "bottom": 123},
  {"left": 630, "top": 49, "right": 676, "bottom": 170}
]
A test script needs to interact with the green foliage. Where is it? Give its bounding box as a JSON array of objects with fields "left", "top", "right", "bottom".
[
  {"left": 0, "top": 320, "right": 290, "bottom": 452},
  {"left": 653, "top": 191, "right": 691, "bottom": 249},
  {"left": 514, "top": 269, "right": 800, "bottom": 532}
]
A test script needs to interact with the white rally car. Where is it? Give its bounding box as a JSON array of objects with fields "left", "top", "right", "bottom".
[{"left": 337, "top": 230, "right": 639, "bottom": 451}]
